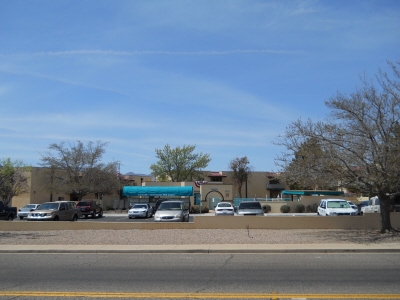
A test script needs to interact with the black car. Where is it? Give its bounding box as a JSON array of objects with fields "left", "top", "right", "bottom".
[
  {"left": 152, "top": 199, "right": 170, "bottom": 214},
  {"left": 357, "top": 200, "right": 369, "bottom": 215}
]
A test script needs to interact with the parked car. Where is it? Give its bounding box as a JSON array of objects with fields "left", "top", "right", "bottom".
[
  {"left": 317, "top": 199, "right": 357, "bottom": 216},
  {"left": 0, "top": 201, "right": 17, "bottom": 221},
  {"left": 152, "top": 199, "right": 170, "bottom": 214},
  {"left": 236, "top": 201, "right": 264, "bottom": 216},
  {"left": 215, "top": 202, "right": 234, "bottom": 216},
  {"left": 154, "top": 200, "right": 189, "bottom": 222},
  {"left": 17, "top": 204, "right": 40, "bottom": 219},
  {"left": 347, "top": 201, "right": 359, "bottom": 215},
  {"left": 76, "top": 200, "right": 103, "bottom": 218},
  {"left": 357, "top": 200, "right": 369, "bottom": 214},
  {"left": 128, "top": 203, "right": 153, "bottom": 219},
  {"left": 27, "top": 201, "right": 81, "bottom": 221},
  {"left": 360, "top": 196, "right": 380, "bottom": 215}
]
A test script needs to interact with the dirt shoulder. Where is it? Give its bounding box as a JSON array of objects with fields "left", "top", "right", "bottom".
[{"left": 1, "top": 229, "right": 399, "bottom": 245}]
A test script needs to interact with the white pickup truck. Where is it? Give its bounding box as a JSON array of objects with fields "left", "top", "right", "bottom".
[{"left": 360, "top": 196, "right": 380, "bottom": 215}]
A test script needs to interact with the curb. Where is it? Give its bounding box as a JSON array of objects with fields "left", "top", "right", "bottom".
[{"left": 2, "top": 244, "right": 400, "bottom": 254}]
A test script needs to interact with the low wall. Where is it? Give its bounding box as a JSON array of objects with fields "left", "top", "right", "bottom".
[{"left": 1, "top": 213, "right": 399, "bottom": 231}]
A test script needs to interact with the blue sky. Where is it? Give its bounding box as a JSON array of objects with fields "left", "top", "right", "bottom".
[{"left": 1, "top": 0, "right": 399, "bottom": 175}]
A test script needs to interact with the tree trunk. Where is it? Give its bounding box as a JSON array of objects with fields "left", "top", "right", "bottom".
[{"left": 379, "top": 194, "right": 393, "bottom": 233}]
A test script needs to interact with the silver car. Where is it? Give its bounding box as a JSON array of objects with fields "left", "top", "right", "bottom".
[
  {"left": 27, "top": 201, "right": 81, "bottom": 221},
  {"left": 17, "top": 204, "right": 40, "bottom": 219},
  {"left": 236, "top": 201, "right": 264, "bottom": 216},
  {"left": 154, "top": 200, "right": 189, "bottom": 222}
]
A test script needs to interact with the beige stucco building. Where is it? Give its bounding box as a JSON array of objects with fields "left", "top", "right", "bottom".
[{"left": 11, "top": 168, "right": 289, "bottom": 210}]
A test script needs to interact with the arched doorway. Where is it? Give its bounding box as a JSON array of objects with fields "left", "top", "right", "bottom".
[{"left": 204, "top": 190, "right": 224, "bottom": 210}]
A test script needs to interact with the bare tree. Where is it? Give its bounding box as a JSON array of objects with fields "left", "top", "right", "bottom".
[
  {"left": 0, "top": 158, "right": 30, "bottom": 206},
  {"left": 275, "top": 61, "right": 400, "bottom": 232},
  {"left": 40, "top": 141, "right": 119, "bottom": 201},
  {"left": 229, "top": 156, "right": 252, "bottom": 198}
]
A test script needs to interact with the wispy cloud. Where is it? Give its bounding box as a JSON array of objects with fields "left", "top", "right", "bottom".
[{"left": 0, "top": 49, "right": 302, "bottom": 57}]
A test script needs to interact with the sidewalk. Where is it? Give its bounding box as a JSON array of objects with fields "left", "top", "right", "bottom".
[{"left": 1, "top": 243, "right": 400, "bottom": 254}]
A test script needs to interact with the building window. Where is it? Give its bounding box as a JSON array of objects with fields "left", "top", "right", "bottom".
[{"left": 211, "top": 177, "right": 222, "bottom": 182}]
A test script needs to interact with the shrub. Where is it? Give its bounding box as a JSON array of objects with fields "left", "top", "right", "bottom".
[
  {"left": 306, "top": 203, "right": 319, "bottom": 213},
  {"left": 280, "top": 204, "right": 290, "bottom": 213},
  {"left": 295, "top": 204, "right": 305, "bottom": 213},
  {"left": 262, "top": 205, "right": 271, "bottom": 213},
  {"left": 190, "top": 205, "right": 209, "bottom": 214}
]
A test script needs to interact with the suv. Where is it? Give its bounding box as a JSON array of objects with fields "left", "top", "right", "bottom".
[
  {"left": 27, "top": 201, "right": 81, "bottom": 221},
  {"left": 76, "top": 200, "right": 103, "bottom": 218},
  {"left": 236, "top": 201, "right": 264, "bottom": 216},
  {"left": 317, "top": 199, "right": 357, "bottom": 216}
]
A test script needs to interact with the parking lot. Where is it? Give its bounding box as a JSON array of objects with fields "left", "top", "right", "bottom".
[{"left": 13, "top": 212, "right": 321, "bottom": 223}]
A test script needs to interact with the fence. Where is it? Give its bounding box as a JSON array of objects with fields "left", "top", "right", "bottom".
[{"left": 233, "top": 198, "right": 291, "bottom": 206}]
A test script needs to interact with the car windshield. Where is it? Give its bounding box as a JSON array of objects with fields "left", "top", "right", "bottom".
[
  {"left": 158, "top": 202, "right": 182, "bottom": 210},
  {"left": 218, "top": 203, "right": 232, "bottom": 208},
  {"left": 239, "top": 202, "right": 261, "bottom": 209},
  {"left": 23, "top": 205, "right": 37, "bottom": 209},
  {"left": 327, "top": 201, "right": 350, "bottom": 208},
  {"left": 77, "top": 202, "right": 90, "bottom": 206},
  {"left": 37, "top": 203, "right": 59, "bottom": 210},
  {"left": 133, "top": 204, "right": 147, "bottom": 209}
]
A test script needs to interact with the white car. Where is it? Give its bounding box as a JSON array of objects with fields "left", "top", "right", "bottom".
[
  {"left": 17, "top": 204, "right": 40, "bottom": 219},
  {"left": 128, "top": 204, "right": 153, "bottom": 219},
  {"left": 317, "top": 199, "right": 357, "bottom": 216},
  {"left": 347, "top": 201, "right": 359, "bottom": 215},
  {"left": 215, "top": 202, "right": 234, "bottom": 216}
]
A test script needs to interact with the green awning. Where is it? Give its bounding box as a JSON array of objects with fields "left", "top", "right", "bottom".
[
  {"left": 281, "top": 190, "right": 344, "bottom": 196},
  {"left": 122, "top": 186, "right": 193, "bottom": 197}
]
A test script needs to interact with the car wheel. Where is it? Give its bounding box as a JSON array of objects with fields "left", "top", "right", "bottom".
[
  {"left": 99, "top": 210, "right": 103, "bottom": 218},
  {"left": 186, "top": 215, "right": 189, "bottom": 222},
  {"left": 53, "top": 216, "right": 59, "bottom": 221},
  {"left": 19, "top": 216, "right": 24, "bottom": 220},
  {"left": 72, "top": 214, "right": 78, "bottom": 221}
]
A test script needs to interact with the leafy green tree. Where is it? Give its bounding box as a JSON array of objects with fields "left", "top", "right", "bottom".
[
  {"left": 39, "top": 141, "right": 119, "bottom": 201},
  {"left": 229, "top": 156, "right": 252, "bottom": 198},
  {"left": 275, "top": 61, "right": 400, "bottom": 233},
  {"left": 0, "top": 158, "right": 30, "bottom": 205},
  {"left": 150, "top": 144, "right": 211, "bottom": 182}
]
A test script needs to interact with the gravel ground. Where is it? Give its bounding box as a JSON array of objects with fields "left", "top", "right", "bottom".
[{"left": 1, "top": 229, "right": 399, "bottom": 245}]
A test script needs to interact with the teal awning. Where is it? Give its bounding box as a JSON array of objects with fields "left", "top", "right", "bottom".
[
  {"left": 281, "top": 190, "right": 344, "bottom": 196},
  {"left": 122, "top": 186, "right": 193, "bottom": 197}
]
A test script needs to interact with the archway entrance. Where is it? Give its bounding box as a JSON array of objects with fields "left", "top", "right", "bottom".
[{"left": 204, "top": 190, "right": 224, "bottom": 210}]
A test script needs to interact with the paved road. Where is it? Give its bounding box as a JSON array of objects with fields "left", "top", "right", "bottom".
[{"left": 1, "top": 253, "right": 400, "bottom": 299}]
